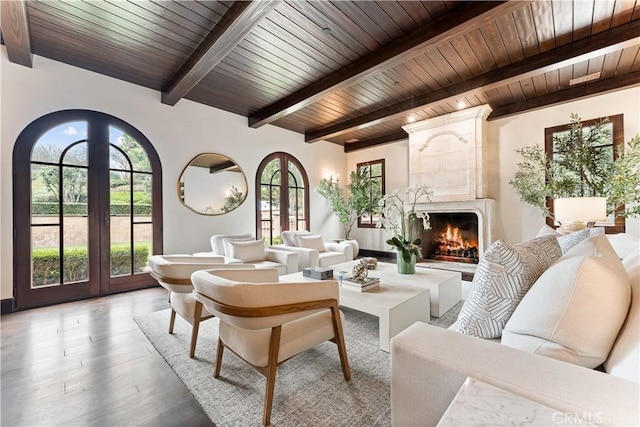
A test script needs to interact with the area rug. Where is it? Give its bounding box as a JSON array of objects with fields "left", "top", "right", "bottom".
[{"left": 135, "top": 303, "right": 462, "bottom": 426}]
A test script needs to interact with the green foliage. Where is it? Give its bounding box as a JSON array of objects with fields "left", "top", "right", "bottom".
[
  {"left": 376, "top": 185, "right": 432, "bottom": 261},
  {"left": 222, "top": 186, "right": 246, "bottom": 213},
  {"left": 510, "top": 114, "right": 640, "bottom": 218},
  {"left": 32, "top": 244, "right": 149, "bottom": 286},
  {"left": 31, "top": 203, "right": 152, "bottom": 215},
  {"left": 317, "top": 168, "right": 382, "bottom": 239}
]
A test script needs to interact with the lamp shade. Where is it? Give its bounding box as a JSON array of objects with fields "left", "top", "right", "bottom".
[{"left": 554, "top": 197, "right": 608, "bottom": 223}]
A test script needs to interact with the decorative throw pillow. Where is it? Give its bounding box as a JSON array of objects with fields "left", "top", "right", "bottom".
[
  {"left": 225, "top": 239, "right": 266, "bottom": 263},
  {"left": 456, "top": 235, "right": 562, "bottom": 339},
  {"left": 296, "top": 234, "right": 326, "bottom": 252},
  {"left": 535, "top": 224, "right": 561, "bottom": 238},
  {"left": 501, "top": 235, "right": 631, "bottom": 369},
  {"left": 281, "top": 230, "right": 310, "bottom": 247},
  {"left": 222, "top": 236, "right": 255, "bottom": 257},
  {"left": 604, "top": 249, "right": 639, "bottom": 382},
  {"left": 557, "top": 228, "right": 590, "bottom": 254}
]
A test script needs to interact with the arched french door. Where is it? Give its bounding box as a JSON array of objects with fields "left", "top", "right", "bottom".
[
  {"left": 256, "top": 152, "right": 309, "bottom": 245},
  {"left": 13, "top": 110, "right": 163, "bottom": 309}
]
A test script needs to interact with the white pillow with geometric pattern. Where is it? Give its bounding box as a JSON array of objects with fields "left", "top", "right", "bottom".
[
  {"left": 456, "top": 235, "right": 562, "bottom": 339},
  {"left": 557, "top": 228, "right": 591, "bottom": 254}
]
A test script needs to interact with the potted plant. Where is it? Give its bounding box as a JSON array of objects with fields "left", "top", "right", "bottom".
[
  {"left": 510, "top": 114, "right": 640, "bottom": 220},
  {"left": 317, "top": 168, "right": 382, "bottom": 240},
  {"left": 376, "top": 185, "right": 432, "bottom": 274}
]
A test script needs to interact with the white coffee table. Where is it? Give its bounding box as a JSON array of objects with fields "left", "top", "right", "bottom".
[{"left": 280, "top": 261, "right": 461, "bottom": 352}]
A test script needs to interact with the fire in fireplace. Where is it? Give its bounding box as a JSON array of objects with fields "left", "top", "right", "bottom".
[{"left": 419, "top": 212, "right": 480, "bottom": 264}]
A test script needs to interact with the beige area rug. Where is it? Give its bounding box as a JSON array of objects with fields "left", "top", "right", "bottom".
[{"left": 135, "top": 303, "right": 462, "bottom": 427}]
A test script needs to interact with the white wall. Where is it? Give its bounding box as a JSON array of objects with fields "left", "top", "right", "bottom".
[
  {"left": 346, "top": 140, "right": 409, "bottom": 252},
  {"left": 0, "top": 49, "right": 345, "bottom": 300},
  {"left": 490, "top": 87, "right": 640, "bottom": 243},
  {"left": 347, "top": 87, "right": 640, "bottom": 252}
]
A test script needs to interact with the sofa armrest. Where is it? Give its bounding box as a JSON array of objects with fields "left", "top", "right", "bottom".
[
  {"left": 391, "top": 322, "right": 639, "bottom": 427},
  {"left": 271, "top": 245, "right": 319, "bottom": 270},
  {"left": 324, "top": 242, "right": 354, "bottom": 261},
  {"left": 265, "top": 248, "right": 299, "bottom": 274}
]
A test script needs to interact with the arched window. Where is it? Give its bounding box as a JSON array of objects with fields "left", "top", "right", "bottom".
[
  {"left": 13, "top": 110, "right": 162, "bottom": 308},
  {"left": 256, "top": 152, "right": 309, "bottom": 245}
]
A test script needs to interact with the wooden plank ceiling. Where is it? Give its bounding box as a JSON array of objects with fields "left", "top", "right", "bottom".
[{"left": 2, "top": 0, "right": 640, "bottom": 152}]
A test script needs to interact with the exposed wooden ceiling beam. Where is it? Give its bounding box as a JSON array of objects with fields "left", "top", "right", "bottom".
[
  {"left": 344, "top": 131, "right": 408, "bottom": 153},
  {"left": 248, "top": 1, "right": 528, "bottom": 128},
  {"left": 1, "top": 0, "right": 32, "bottom": 67},
  {"left": 305, "top": 20, "right": 640, "bottom": 143},
  {"left": 487, "top": 72, "right": 640, "bottom": 121},
  {"left": 162, "top": 0, "right": 278, "bottom": 106}
]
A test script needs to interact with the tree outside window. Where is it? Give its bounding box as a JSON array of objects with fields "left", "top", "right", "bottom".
[{"left": 358, "top": 159, "right": 385, "bottom": 228}]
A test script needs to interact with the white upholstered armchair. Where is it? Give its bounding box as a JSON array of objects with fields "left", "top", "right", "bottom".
[
  {"left": 147, "top": 255, "right": 253, "bottom": 358},
  {"left": 272, "top": 230, "right": 354, "bottom": 271},
  {"left": 191, "top": 268, "right": 351, "bottom": 426},
  {"left": 195, "top": 234, "right": 298, "bottom": 275}
]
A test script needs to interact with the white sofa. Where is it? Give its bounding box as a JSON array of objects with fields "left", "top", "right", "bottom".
[
  {"left": 194, "top": 234, "right": 298, "bottom": 275},
  {"left": 391, "top": 233, "right": 639, "bottom": 426},
  {"left": 272, "top": 230, "right": 354, "bottom": 271}
]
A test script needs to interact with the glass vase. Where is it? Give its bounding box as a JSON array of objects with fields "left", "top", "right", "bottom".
[{"left": 396, "top": 250, "right": 416, "bottom": 274}]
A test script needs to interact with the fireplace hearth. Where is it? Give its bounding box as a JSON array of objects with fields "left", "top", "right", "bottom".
[{"left": 420, "top": 212, "right": 479, "bottom": 264}]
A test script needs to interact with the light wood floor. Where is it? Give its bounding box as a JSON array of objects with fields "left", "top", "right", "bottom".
[{"left": 1, "top": 287, "right": 214, "bottom": 426}]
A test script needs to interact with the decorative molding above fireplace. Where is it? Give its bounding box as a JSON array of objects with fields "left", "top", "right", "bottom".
[
  {"left": 403, "top": 105, "right": 492, "bottom": 202},
  {"left": 415, "top": 198, "right": 496, "bottom": 257}
]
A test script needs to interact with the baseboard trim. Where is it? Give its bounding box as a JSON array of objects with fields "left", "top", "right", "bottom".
[
  {"left": 1, "top": 298, "right": 15, "bottom": 314},
  {"left": 358, "top": 249, "right": 395, "bottom": 260}
]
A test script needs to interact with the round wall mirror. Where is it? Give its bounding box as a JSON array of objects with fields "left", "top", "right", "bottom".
[{"left": 178, "top": 153, "right": 248, "bottom": 215}]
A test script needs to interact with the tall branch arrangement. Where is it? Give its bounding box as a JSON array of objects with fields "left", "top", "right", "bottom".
[
  {"left": 510, "top": 114, "right": 640, "bottom": 218},
  {"left": 317, "top": 168, "right": 381, "bottom": 239},
  {"left": 376, "top": 185, "right": 432, "bottom": 262}
]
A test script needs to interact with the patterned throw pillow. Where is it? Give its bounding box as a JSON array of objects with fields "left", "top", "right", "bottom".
[
  {"left": 557, "top": 228, "right": 590, "bottom": 254},
  {"left": 456, "top": 235, "right": 562, "bottom": 339}
]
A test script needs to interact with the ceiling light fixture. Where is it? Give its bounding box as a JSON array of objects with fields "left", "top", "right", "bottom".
[
  {"left": 345, "top": 138, "right": 359, "bottom": 143},
  {"left": 569, "top": 72, "right": 601, "bottom": 86},
  {"left": 407, "top": 115, "right": 416, "bottom": 123},
  {"left": 456, "top": 101, "right": 466, "bottom": 109}
]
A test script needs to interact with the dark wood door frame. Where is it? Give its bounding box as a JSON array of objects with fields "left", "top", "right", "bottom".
[{"left": 13, "top": 109, "right": 163, "bottom": 309}]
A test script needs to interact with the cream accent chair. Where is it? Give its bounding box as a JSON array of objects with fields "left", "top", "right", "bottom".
[
  {"left": 148, "top": 255, "right": 254, "bottom": 358},
  {"left": 273, "top": 230, "right": 354, "bottom": 271},
  {"left": 191, "top": 268, "right": 351, "bottom": 426},
  {"left": 195, "top": 234, "right": 298, "bottom": 275}
]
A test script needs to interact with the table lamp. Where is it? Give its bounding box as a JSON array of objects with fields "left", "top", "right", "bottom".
[{"left": 554, "top": 197, "right": 607, "bottom": 232}]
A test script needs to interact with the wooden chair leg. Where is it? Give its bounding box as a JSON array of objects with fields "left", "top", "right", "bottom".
[
  {"left": 214, "top": 337, "right": 225, "bottom": 378},
  {"left": 331, "top": 305, "right": 351, "bottom": 381},
  {"left": 168, "top": 308, "right": 177, "bottom": 334},
  {"left": 263, "top": 326, "right": 282, "bottom": 426},
  {"left": 189, "top": 300, "right": 204, "bottom": 358}
]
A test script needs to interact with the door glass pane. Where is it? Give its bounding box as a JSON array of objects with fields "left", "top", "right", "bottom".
[
  {"left": 63, "top": 142, "right": 88, "bottom": 167},
  {"left": 133, "top": 173, "right": 152, "bottom": 218},
  {"left": 134, "top": 223, "right": 152, "bottom": 273},
  {"left": 31, "top": 164, "right": 60, "bottom": 216},
  {"left": 63, "top": 217, "right": 89, "bottom": 284},
  {"left": 31, "top": 226, "right": 60, "bottom": 287},
  {"left": 110, "top": 127, "right": 151, "bottom": 172},
  {"left": 111, "top": 222, "right": 132, "bottom": 277},
  {"left": 111, "top": 170, "right": 132, "bottom": 277},
  {"left": 31, "top": 121, "right": 88, "bottom": 163},
  {"left": 61, "top": 166, "right": 88, "bottom": 206},
  {"left": 110, "top": 146, "right": 131, "bottom": 171}
]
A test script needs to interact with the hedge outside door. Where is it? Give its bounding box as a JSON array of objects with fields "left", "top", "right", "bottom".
[{"left": 13, "top": 110, "right": 163, "bottom": 309}]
